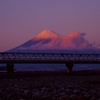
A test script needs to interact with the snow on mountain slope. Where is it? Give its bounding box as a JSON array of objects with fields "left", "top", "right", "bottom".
[{"left": 34, "top": 30, "right": 61, "bottom": 39}]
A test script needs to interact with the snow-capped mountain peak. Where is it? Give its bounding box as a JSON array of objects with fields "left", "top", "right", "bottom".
[{"left": 34, "top": 30, "right": 60, "bottom": 39}]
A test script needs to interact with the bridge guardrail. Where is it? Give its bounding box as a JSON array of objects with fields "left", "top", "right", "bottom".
[{"left": 0, "top": 52, "right": 100, "bottom": 64}]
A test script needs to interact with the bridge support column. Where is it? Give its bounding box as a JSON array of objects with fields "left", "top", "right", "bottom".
[
  {"left": 6, "top": 63, "right": 14, "bottom": 76},
  {"left": 66, "top": 63, "right": 74, "bottom": 73}
]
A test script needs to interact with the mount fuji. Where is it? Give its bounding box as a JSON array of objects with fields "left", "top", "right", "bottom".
[{"left": 9, "top": 30, "right": 99, "bottom": 53}]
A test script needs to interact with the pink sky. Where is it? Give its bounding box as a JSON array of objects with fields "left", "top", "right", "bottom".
[{"left": 0, "top": 0, "right": 100, "bottom": 52}]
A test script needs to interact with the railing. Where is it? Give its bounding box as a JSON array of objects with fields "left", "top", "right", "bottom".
[{"left": 0, "top": 52, "right": 100, "bottom": 64}]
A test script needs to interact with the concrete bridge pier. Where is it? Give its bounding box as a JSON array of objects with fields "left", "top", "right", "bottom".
[
  {"left": 66, "top": 63, "right": 74, "bottom": 73},
  {"left": 7, "top": 63, "right": 14, "bottom": 76}
]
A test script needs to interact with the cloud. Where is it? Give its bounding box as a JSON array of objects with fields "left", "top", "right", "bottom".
[
  {"left": 81, "top": 33, "right": 86, "bottom": 36},
  {"left": 63, "top": 31, "right": 88, "bottom": 49}
]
